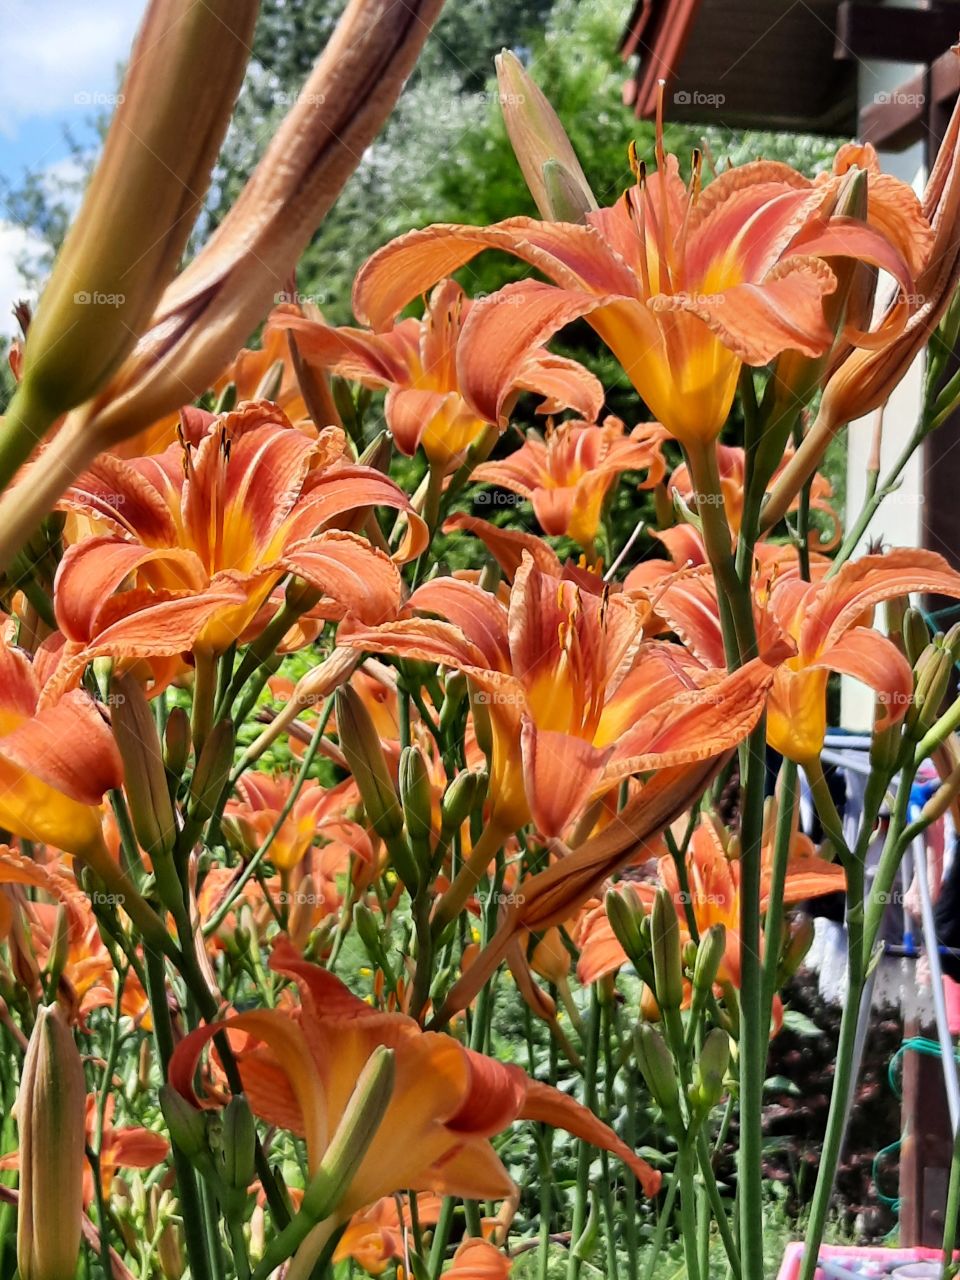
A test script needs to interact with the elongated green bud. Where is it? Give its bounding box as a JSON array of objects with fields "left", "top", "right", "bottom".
[
  {"left": 907, "top": 643, "right": 953, "bottom": 740},
  {"left": 650, "top": 887, "right": 683, "bottom": 1012},
  {"left": 300, "top": 1046, "right": 395, "bottom": 1219},
  {"left": 187, "top": 720, "right": 235, "bottom": 823},
  {"left": 902, "top": 607, "right": 931, "bottom": 667},
  {"left": 399, "top": 745, "right": 433, "bottom": 863},
  {"left": 354, "top": 903, "right": 383, "bottom": 962},
  {"left": 634, "top": 1023, "right": 682, "bottom": 1125},
  {"left": 605, "top": 885, "right": 647, "bottom": 966},
  {"left": 694, "top": 1027, "right": 730, "bottom": 1111},
  {"left": 336, "top": 687, "right": 402, "bottom": 840},
  {"left": 112, "top": 673, "right": 177, "bottom": 860},
  {"left": 693, "top": 924, "right": 726, "bottom": 993},
  {"left": 16, "top": 1004, "right": 86, "bottom": 1280},
  {"left": 542, "top": 159, "right": 594, "bottom": 224},
  {"left": 163, "top": 706, "right": 191, "bottom": 782},
  {"left": 159, "top": 1084, "right": 211, "bottom": 1163},
  {"left": 778, "top": 914, "right": 816, "bottom": 984},
  {"left": 219, "top": 1095, "right": 257, "bottom": 1194},
  {"left": 494, "top": 50, "right": 597, "bottom": 222},
  {"left": 440, "top": 768, "right": 484, "bottom": 835},
  {"left": 439, "top": 671, "right": 468, "bottom": 738}
]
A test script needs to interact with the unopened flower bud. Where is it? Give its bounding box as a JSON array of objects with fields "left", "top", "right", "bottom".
[
  {"left": 288, "top": 875, "right": 317, "bottom": 952},
  {"left": 112, "top": 673, "right": 177, "bottom": 862},
  {"left": 780, "top": 914, "right": 816, "bottom": 984},
  {"left": 187, "top": 720, "right": 235, "bottom": 824},
  {"left": 163, "top": 706, "right": 191, "bottom": 782},
  {"left": 16, "top": 1003, "right": 86, "bottom": 1280},
  {"left": 494, "top": 50, "right": 597, "bottom": 223},
  {"left": 651, "top": 887, "right": 683, "bottom": 1012},
  {"left": 400, "top": 745, "right": 433, "bottom": 864},
  {"left": 694, "top": 1027, "right": 731, "bottom": 1111},
  {"left": 907, "top": 643, "right": 953, "bottom": 740},
  {"left": 440, "top": 768, "right": 484, "bottom": 836},
  {"left": 300, "top": 1046, "right": 395, "bottom": 1222},
  {"left": 902, "top": 607, "right": 931, "bottom": 667},
  {"left": 335, "top": 687, "right": 402, "bottom": 841},
  {"left": 693, "top": 924, "right": 726, "bottom": 993},
  {"left": 605, "top": 885, "right": 647, "bottom": 966},
  {"left": 439, "top": 671, "right": 469, "bottom": 738},
  {"left": 354, "top": 903, "right": 384, "bottom": 963},
  {"left": 218, "top": 1095, "right": 257, "bottom": 1195},
  {"left": 159, "top": 1084, "right": 211, "bottom": 1164},
  {"left": 634, "top": 1023, "right": 682, "bottom": 1125}
]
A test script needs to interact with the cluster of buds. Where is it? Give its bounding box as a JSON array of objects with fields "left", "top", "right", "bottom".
[
  {"left": 904, "top": 615, "right": 960, "bottom": 743},
  {"left": 334, "top": 686, "right": 485, "bottom": 902}
]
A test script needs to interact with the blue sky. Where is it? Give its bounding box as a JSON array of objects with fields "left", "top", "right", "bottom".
[{"left": 0, "top": 1, "right": 146, "bottom": 331}]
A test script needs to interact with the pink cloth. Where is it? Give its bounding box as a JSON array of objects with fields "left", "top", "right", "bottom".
[
  {"left": 945, "top": 975, "right": 960, "bottom": 1037},
  {"left": 777, "top": 1242, "right": 947, "bottom": 1279}
]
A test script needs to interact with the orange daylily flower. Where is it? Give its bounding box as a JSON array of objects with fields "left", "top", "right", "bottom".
[
  {"left": 579, "top": 812, "right": 841, "bottom": 1003},
  {"left": 471, "top": 416, "right": 666, "bottom": 550},
  {"left": 652, "top": 548, "right": 960, "bottom": 763},
  {"left": 350, "top": 108, "right": 918, "bottom": 449},
  {"left": 273, "top": 278, "right": 603, "bottom": 473},
  {"left": 169, "top": 940, "right": 661, "bottom": 1253},
  {"left": 333, "top": 1194, "right": 443, "bottom": 1275},
  {"left": 0, "top": 641, "right": 122, "bottom": 855},
  {"left": 666, "top": 444, "right": 840, "bottom": 551},
  {"left": 49, "top": 405, "right": 425, "bottom": 694},
  {"left": 446, "top": 1239, "right": 512, "bottom": 1279},
  {"left": 224, "top": 773, "right": 335, "bottom": 874},
  {"left": 343, "top": 553, "right": 769, "bottom": 838},
  {"left": 762, "top": 90, "right": 960, "bottom": 526},
  {"left": 635, "top": 815, "right": 844, "bottom": 987}
]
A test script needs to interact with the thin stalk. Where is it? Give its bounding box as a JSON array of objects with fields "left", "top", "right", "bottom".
[
  {"left": 736, "top": 719, "right": 768, "bottom": 1280},
  {"left": 761, "top": 760, "right": 798, "bottom": 1026},
  {"left": 941, "top": 1121, "right": 960, "bottom": 1277},
  {"left": 567, "top": 988, "right": 602, "bottom": 1280},
  {"left": 203, "top": 702, "right": 332, "bottom": 935},
  {"left": 144, "top": 949, "right": 214, "bottom": 1280},
  {"left": 676, "top": 1136, "right": 703, "bottom": 1280}
]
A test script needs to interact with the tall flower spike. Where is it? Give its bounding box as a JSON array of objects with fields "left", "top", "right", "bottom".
[{"left": 0, "top": 0, "right": 445, "bottom": 574}]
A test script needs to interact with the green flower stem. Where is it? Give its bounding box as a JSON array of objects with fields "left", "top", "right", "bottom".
[
  {"left": 144, "top": 948, "right": 214, "bottom": 1280},
  {"left": 203, "top": 699, "right": 333, "bottom": 936},
  {"left": 567, "top": 988, "right": 602, "bottom": 1280},
  {"left": 761, "top": 760, "right": 798, "bottom": 1025},
  {"left": 0, "top": 379, "right": 56, "bottom": 501},
  {"left": 431, "top": 821, "right": 507, "bottom": 936},
  {"left": 803, "top": 756, "right": 852, "bottom": 863},
  {"left": 428, "top": 1198, "right": 458, "bottom": 1280},
  {"left": 798, "top": 760, "right": 916, "bottom": 1280},
  {"left": 695, "top": 1128, "right": 741, "bottom": 1280},
  {"left": 734, "top": 720, "right": 768, "bottom": 1280},
  {"left": 676, "top": 1135, "right": 703, "bottom": 1280},
  {"left": 827, "top": 412, "right": 931, "bottom": 576},
  {"left": 941, "top": 1122, "right": 960, "bottom": 1277}
]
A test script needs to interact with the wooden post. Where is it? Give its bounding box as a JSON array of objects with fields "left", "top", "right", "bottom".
[{"left": 899, "top": 1014, "right": 954, "bottom": 1245}]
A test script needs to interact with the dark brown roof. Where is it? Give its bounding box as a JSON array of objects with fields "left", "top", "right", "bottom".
[{"left": 620, "top": 0, "right": 860, "bottom": 133}]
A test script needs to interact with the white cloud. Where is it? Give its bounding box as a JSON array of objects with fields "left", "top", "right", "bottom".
[
  {"left": 0, "top": 223, "right": 42, "bottom": 338},
  {"left": 0, "top": 2, "right": 144, "bottom": 141}
]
